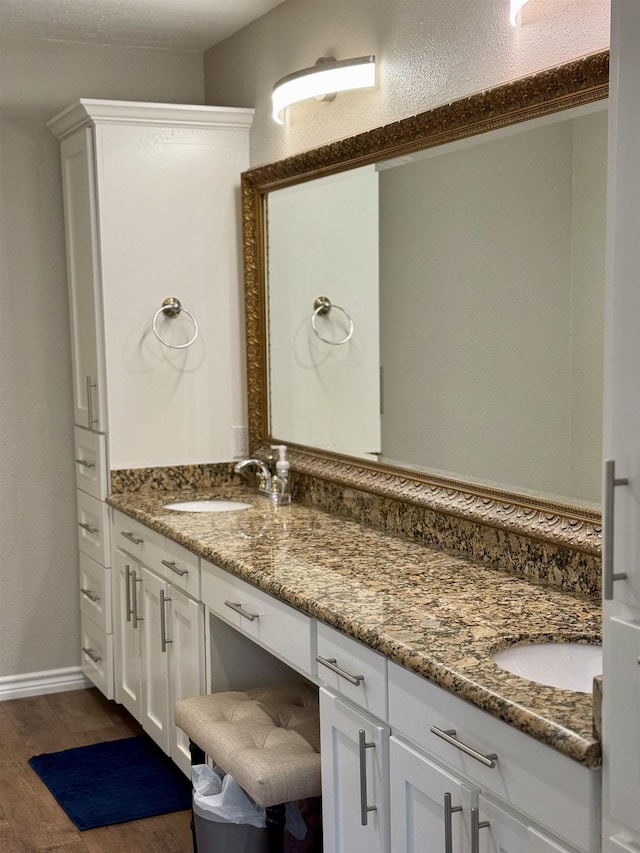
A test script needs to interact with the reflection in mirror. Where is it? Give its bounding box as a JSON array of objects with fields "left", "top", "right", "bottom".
[{"left": 266, "top": 103, "right": 607, "bottom": 508}]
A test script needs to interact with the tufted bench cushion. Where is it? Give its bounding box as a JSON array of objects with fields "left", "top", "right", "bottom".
[{"left": 175, "top": 682, "right": 321, "bottom": 808}]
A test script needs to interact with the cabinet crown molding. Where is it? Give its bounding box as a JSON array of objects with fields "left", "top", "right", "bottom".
[{"left": 47, "top": 98, "right": 254, "bottom": 139}]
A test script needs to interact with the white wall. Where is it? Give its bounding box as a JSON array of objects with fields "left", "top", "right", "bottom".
[
  {"left": 203, "top": 0, "right": 610, "bottom": 166},
  {"left": 0, "top": 38, "right": 204, "bottom": 680}
]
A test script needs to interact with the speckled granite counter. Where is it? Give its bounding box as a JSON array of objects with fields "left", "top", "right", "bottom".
[{"left": 107, "top": 485, "right": 602, "bottom": 768}]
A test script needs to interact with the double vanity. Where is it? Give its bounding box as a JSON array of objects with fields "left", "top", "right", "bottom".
[{"left": 106, "top": 476, "right": 602, "bottom": 853}]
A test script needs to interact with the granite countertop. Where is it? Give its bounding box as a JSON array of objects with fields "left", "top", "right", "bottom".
[{"left": 107, "top": 485, "right": 602, "bottom": 768}]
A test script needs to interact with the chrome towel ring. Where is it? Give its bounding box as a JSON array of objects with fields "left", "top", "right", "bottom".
[
  {"left": 311, "top": 296, "right": 354, "bottom": 346},
  {"left": 152, "top": 297, "right": 199, "bottom": 349}
]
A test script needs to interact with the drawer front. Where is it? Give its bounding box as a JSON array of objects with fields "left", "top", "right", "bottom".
[
  {"left": 163, "top": 538, "right": 200, "bottom": 599},
  {"left": 79, "top": 552, "right": 112, "bottom": 633},
  {"left": 77, "top": 490, "right": 111, "bottom": 566},
  {"left": 74, "top": 427, "right": 108, "bottom": 500},
  {"left": 80, "top": 614, "right": 114, "bottom": 700},
  {"left": 388, "top": 662, "right": 600, "bottom": 853},
  {"left": 202, "top": 561, "right": 313, "bottom": 677},
  {"left": 111, "top": 510, "right": 164, "bottom": 571},
  {"left": 317, "top": 622, "right": 388, "bottom": 721}
]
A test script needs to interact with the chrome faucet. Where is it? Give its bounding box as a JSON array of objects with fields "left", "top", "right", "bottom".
[{"left": 233, "top": 458, "right": 272, "bottom": 496}]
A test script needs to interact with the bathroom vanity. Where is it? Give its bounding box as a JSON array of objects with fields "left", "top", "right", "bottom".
[{"left": 107, "top": 485, "right": 601, "bottom": 853}]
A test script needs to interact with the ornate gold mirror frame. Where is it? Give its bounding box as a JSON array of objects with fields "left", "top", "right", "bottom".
[{"left": 241, "top": 51, "right": 609, "bottom": 555}]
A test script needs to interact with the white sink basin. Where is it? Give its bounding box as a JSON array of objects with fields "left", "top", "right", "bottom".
[
  {"left": 164, "top": 500, "right": 252, "bottom": 513},
  {"left": 492, "top": 642, "right": 602, "bottom": 693}
]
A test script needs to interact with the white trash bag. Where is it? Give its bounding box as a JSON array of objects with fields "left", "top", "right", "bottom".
[{"left": 192, "top": 765, "right": 266, "bottom": 828}]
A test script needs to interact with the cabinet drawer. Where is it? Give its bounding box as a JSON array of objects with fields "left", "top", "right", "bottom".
[
  {"left": 79, "top": 552, "right": 112, "bottom": 633},
  {"left": 388, "top": 662, "right": 600, "bottom": 853},
  {"left": 202, "top": 560, "right": 313, "bottom": 677},
  {"left": 80, "top": 614, "right": 114, "bottom": 700},
  {"left": 112, "top": 510, "right": 164, "bottom": 571},
  {"left": 74, "top": 427, "right": 108, "bottom": 500},
  {"left": 317, "top": 622, "right": 388, "bottom": 721},
  {"left": 163, "top": 538, "right": 200, "bottom": 599},
  {"left": 77, "top": 490, "right": 111, "bottom": 566}
]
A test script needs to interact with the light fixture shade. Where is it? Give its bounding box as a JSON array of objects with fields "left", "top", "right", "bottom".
[
  {"left": 510, "top": 0, "right": 530, "bottom": 26},
  {"left": 272, "top": 55, "right": 376, "bottom": 124}
]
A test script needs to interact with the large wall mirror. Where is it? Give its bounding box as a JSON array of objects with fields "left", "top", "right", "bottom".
[{"left": 242, "top": 51, "right": 608, "bottom": 554}]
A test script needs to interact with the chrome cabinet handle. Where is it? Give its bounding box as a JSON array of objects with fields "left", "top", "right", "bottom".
[
  {"left": 316, "top": 655, "right": 365, "bottom": 686},
  {"left": 162, "top": 559, "right": 188, "bottom": 577},
  {"left": 132, "top": 573, "right": 143, "bottom": 629},
  {"left": 86, "top": 375, "right": 98, "bottom": 429},
  {"left": 80, "top": 588, "right": 99, "bottom": 603},
  {"left": 430, "top": 726, "right": 497, "bottom": 768},
  {"left": 82, "top": 647, "right": 102, "bottom": 664},
  {"left": 358, "top": 729, "right": 376, "bottom": 826},
  {"left": 471, "top": 807, "right": 490, "bottom": 853},
  {"left": 160, "top": 589, "right": 172, "bottom": 652},
  {"left": 125, "top": 564, "right": 133, "bottom": 622},
  {"left": 604, "top": 459, "right": 629, "bottom": 600},
  {"left": 224, "top": 600, "right": 259, "bottom": 621},
  {"left": 444, "top": 792, "right": 463, "bottom": 853},
  {"left": 78, "top": 521, "right": 99, "bottom": 534},
  {"left": 121, "top": 531, "right": 143, "bottom": 545},
  {"left": 75, "top": 458, "right": 96, "bottom": 469}
]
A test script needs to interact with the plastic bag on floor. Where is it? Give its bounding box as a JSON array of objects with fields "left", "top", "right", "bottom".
[{"left": 192, "top": 764, "right": 266, "bottom": 828}]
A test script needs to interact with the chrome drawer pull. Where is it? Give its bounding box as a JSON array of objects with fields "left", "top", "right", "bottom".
[
  {"left": 316, "top": 655, "right": 365, "bottom": 686},
  {"left": 125, "top": 564, "right": 133, "bottom": 622},
  {"left": 133, "top": 573, "right": 143, "bottom": 629},
  {"left": 430, "top": 726, "right": 497, "bottom": 768},
  {"left": 86, "top": 375, "right": 98, "bottom": 429},
  {"left": 444, "top": 792, "right": 463, "bottom": 853},
  {"left": 603, "top": 459, "right": 629, "bottom": 599},
  {"left": 121, "top": 531, "right": 143, "bottom": 545},
  {"left": 82, "top": 646, "right": 102, "bottom": 664},
  {"left": 471, "top": 807, "right": 490, "bottom": 853},
  {"left": 80, "top": 588, "right": 99, "bottom": 603},
  {"left": 358, "top": 729, "right": 377, "bottom": 826},
  {"left": 162, "top": 559, "right": 188, "bottom": 577},
  {"left": 78, "top": 522, "right": 99, "bottom": 534},
  {"left": 75, "top": 458, "right": 96, "bottom": 469},
  {"left": 224, "top": 600, "right": 259, "bottom": 621},
  {"left": 160, "top": 589, "right": 173, "bottom": 652}
]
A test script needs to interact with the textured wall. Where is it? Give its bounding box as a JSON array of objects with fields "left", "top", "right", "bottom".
[
  {"left": 0, "top": 38, "right": 203, "bottom": 679},
  {"left": 203, "top": 0, "right": 610, "bottom": 166}
]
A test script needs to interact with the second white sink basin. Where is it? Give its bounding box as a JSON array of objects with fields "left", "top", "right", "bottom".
[
  {"left": 492, "top": 642, "right": 602, "bottom": 693},
  {"left": 164, "top": 500, "right": 252, "bottom": 513}
]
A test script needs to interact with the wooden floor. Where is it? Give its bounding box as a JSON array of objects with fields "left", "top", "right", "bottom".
[{"left": 0, "top": 687, "right": 192, "bottom": 852}]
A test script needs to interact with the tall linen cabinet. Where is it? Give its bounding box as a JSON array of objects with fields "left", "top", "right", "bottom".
[
  {"left": 48, "top": 100, "right": 253, "bottom": 703},
  {"left": 603, "top": 1, "right": 640, "bottom": 850}
]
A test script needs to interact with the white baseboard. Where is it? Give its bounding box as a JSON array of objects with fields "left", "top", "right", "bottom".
[{"left": 0, "top": 667, "right": 92, "bottom": 701}]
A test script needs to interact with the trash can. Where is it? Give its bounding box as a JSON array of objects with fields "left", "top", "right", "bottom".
[{"left": 191, "top": 765, "right": 267, "bottom": 853}]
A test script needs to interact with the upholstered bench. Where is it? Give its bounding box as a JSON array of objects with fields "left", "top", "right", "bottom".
[{"left": 175, "top": 682, "right": 321, "bottom": 853}]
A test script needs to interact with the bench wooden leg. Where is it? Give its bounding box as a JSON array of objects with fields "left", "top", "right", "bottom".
[{"left": 266, "top": 803, "right": 286, "bottom": 853}]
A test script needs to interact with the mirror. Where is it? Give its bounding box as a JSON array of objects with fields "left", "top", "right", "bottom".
[{"left": 242, "top": 51, "right": 609, "bottom": 553}]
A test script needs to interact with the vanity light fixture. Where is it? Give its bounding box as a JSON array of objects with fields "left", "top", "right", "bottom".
[
  {"left": 272, "top": 55, "right": 376, "bottom": 124},
  {"left": 509, "top": 0, "right": 530, "bottom": 26}
]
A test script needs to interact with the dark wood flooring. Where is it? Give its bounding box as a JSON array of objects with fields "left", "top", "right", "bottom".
[{"left": 0, "top": 687, "right": 192, "bottom": 851}]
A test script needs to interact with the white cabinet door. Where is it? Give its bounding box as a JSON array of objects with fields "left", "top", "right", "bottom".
[
  {"left": 60, "top": 128, "right": 106, "bottom": 433},
  {"left": 477, "top": 795, "right": 576, "bottom": 853},
  {"left": 112, "top": 549, "right": 141, "bottom": 719},
  {"left": 139, "top": 565, "right": 170, "bottom": 753},
  {"left": 320, "top": 687, "right": 390, "bottom": 853},
  {"left": 390, "top": 735, "right": 476, "bottom": 853},
  {"left": 167, "top": 586, "right": 204, "bottom": 777},
  {"left": 604, "top": 1, "right": 640, "bottom": 847}
]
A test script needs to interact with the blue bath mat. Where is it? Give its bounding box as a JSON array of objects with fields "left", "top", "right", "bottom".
[{"left": 28, "top": 735, "right": 191, "bottom": 830}]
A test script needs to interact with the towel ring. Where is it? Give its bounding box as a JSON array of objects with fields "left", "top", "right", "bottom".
[
  {"left": 311, "top": 296, "right": 354, "bottom": 346},
  {"left": 152, "top": 297, "right": 199, "bottom": 349}
]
